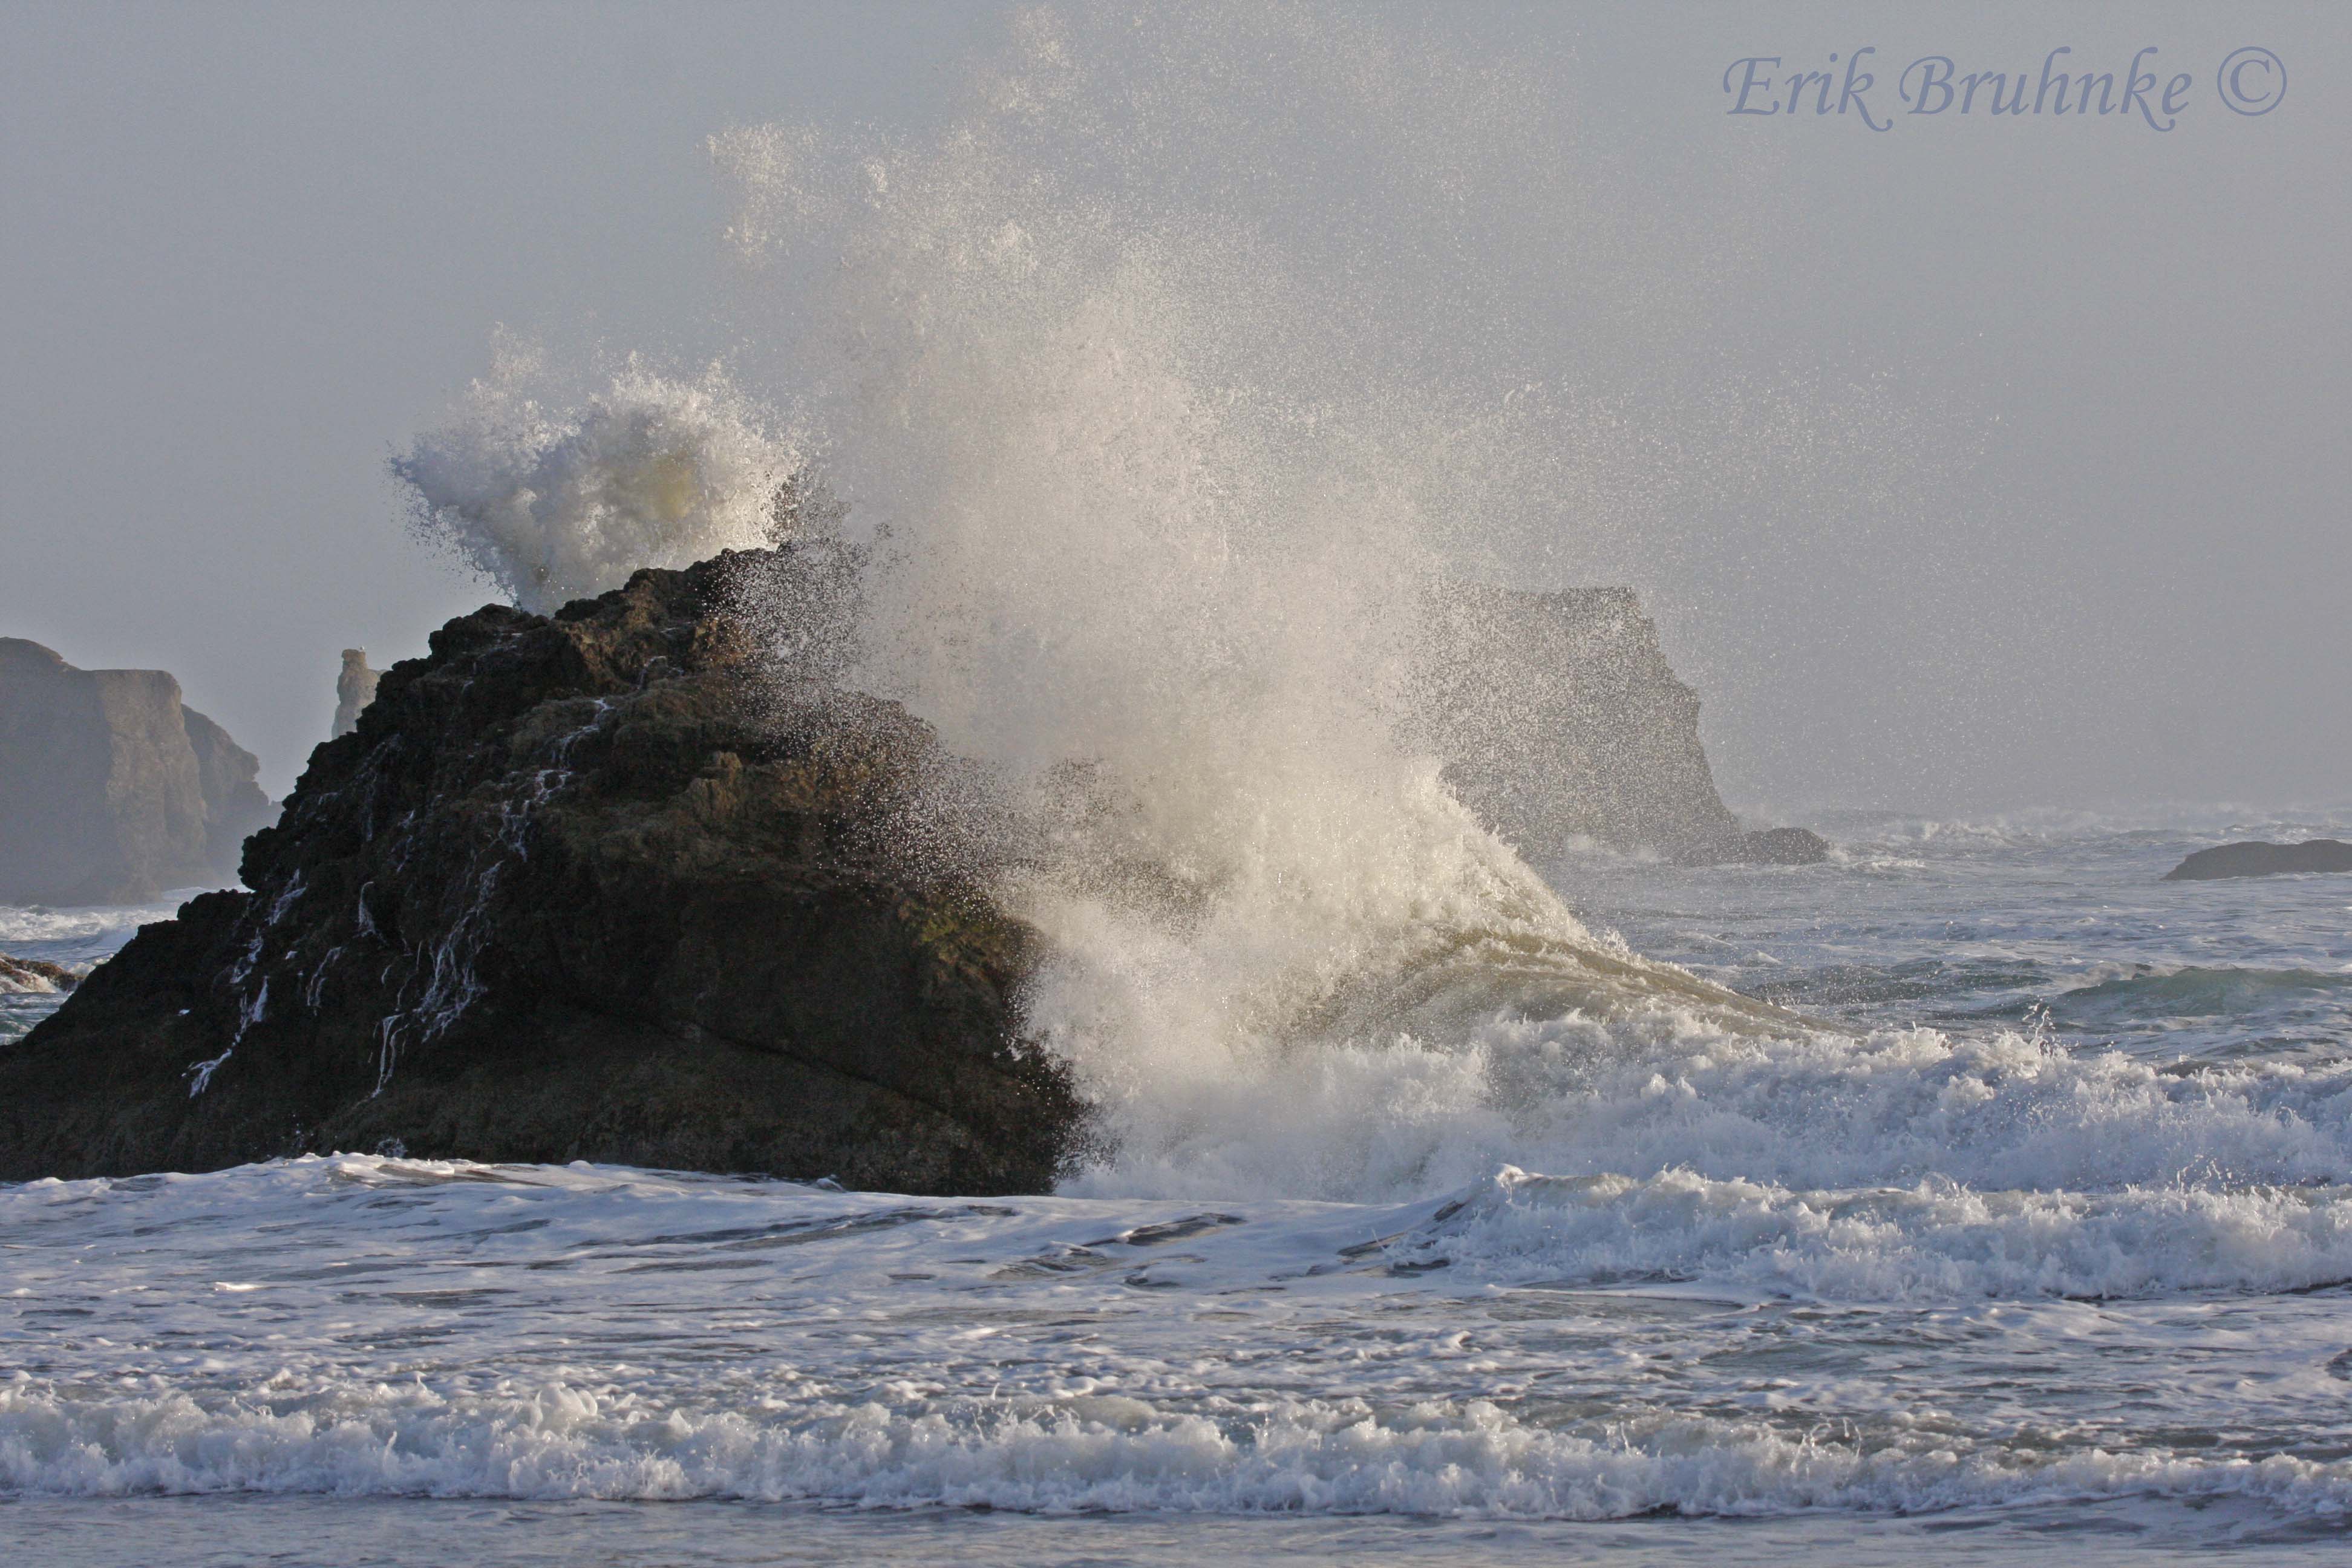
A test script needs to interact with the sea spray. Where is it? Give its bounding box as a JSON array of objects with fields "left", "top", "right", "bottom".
[
  {"left": 699, "top": 7, "right": 1811, "bottom": 1197},
  {"left": 394, "top": 5, "right": 1909, "bottom": 1202},
  {"left": 395, "top": 338, "right": 799, "bottom": 613}
]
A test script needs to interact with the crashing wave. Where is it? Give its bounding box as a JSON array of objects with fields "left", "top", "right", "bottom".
[{"left": 394, "top": 344, "right": 798, "bottom": 614}]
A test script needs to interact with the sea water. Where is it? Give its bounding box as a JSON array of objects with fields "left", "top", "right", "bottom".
[{"left": 5, "top": 809, "right": 2350, "bottom": 1564}]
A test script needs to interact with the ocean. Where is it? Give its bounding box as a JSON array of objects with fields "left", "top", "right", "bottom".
[{"left": 5, "top": 807, "right": 2350, "bottom": 1564}]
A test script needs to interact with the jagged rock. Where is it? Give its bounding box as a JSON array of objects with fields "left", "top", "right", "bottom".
[
  {"left": 0, "top": 549, "right": 1081, "bottom": 1194},
  {"left": 0, "top": 953, "right": 81, "bottom": 994},
  {"left": 1409, "top": 585, "right": 1822, "bottom": 865},
  {"left": 332, "top": 648, "right": 380, "bottom": 739},
  {"left": 0, "top": 638, "right": 271, "bottom": 903},
  {"left": 2162, "top": 840, "right": 2352, "bottom": 881}
]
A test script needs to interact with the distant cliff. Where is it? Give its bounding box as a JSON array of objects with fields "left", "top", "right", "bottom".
[
  {"left": 0, "top": 638, "right": 275, "bottom": 904},
  {"left": 1409, "top": 585, "right": 1823, "bottom": 865}
]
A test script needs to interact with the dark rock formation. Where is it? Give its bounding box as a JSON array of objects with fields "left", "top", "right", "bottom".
[
  {"left": 1408, "top": 586, "right": 1824, "bottom": 866},
  {"left": 0, "top": 953, "right": 80, "bottom": 993},
  {"left": 0, "top": 638, "right": 272, "bottom": 904},
  {"left": 332, "top": 648, "right": 380, "bottom": 739},
  {"left": 2162, "top": 840, "right": 2352, "bottom": 881},
  {"left": 1724, "top": 826, "right": 1832, "bottom": 866},
  {"left": 0, "top": 549, "right": 1081, "bottom": 1194}
]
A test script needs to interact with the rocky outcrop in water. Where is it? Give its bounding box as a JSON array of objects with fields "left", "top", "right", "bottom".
[
  {"left": 2163, "top": 840, "right": 2352, "bottom": 881},
  {"left": 0, "top": 954, "right": 80, "bottom": 994},
  {"left": 1725, "top": 825, "right": 1832, "bottom": 866},
  {"left": 332, "top": 648, "right": 380, "bottom": 739},
  {"left": 0, "top": 638, "right": 275, "bottom": 904},
  {"left": 0, "top": 549, "right": 1079, "bottom": 1193},
  {"left": 1410, "top": 586, "right": 1826, "bottom": 866}
]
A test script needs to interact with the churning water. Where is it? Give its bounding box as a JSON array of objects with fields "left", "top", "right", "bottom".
[{"left": 5, "top": 812, "right": 2352, "bottom": 1564}]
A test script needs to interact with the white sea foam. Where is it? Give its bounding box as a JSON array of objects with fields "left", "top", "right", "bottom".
[
  {"left": 0, "top": 898, "right": 183, "bottom": 956},
  {"left": 1, "top": 898, "right": 181, "bottom": 1043},
  {"left": 3, "top": 1156, "right": 2351, "bottom": 1519},
  {"left": 1061, "top": 1011, "right": 2352, "bottom": 1204}
]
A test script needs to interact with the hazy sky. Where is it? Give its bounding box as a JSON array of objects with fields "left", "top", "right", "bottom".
[{"left": 3, "top": 1, "right": 2344, "bottom": 814}]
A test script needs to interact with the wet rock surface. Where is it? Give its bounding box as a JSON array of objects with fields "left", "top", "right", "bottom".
[{"left": 0, "top": 550, "right": 1082, "bottom": 1192}]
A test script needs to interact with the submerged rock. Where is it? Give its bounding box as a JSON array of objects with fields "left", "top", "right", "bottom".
[
  {"left": 0, "top": 638, "right": 273, "bottom": 903},
  {"left": 2162, "top": 840, "right": 2352, "bottom": 881},
  {"left": 0, "top": 550, "right": 1082, "bottom": 1192}
]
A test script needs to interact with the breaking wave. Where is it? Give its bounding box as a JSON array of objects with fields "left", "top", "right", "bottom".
[
  {"left": 8, "top": 1375, "right": 2351, "bottom": 1517},
  {"left": 375, "top": 4, "right": 1856, "bottom": 1202},
  {"left": 695, "top": 4, "right": 1841, "bottom": 1198},
  {"left": 4, "top": 1155, "right": 2352, "bottom": 1518},
  {"left": 1400, "top": 1163, "right": 2352, "bottom": 1301}
]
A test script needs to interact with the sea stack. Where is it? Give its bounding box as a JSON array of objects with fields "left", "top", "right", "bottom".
[
  {"left": 1409, "top": 585, "right": 1828, "bottom": 866},
  {"left": 332, "top": 648, "right": 381, "bottom": 738},
  {"left": 0, "top": 548, "right": 1080, "bottom": 1192}
]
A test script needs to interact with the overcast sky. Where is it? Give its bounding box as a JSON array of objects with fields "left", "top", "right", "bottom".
[{"left": 3, "top": 1, "right": 2344, "bottom": 814}]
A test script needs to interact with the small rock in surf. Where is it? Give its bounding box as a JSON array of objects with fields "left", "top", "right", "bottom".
[{"left": 2161, "top": 840, "right": 2352, "bottom": 881}]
